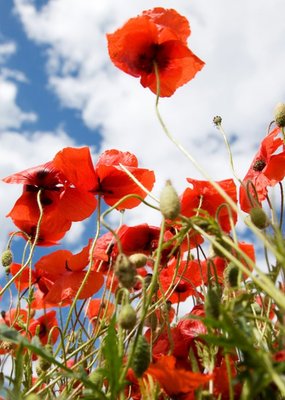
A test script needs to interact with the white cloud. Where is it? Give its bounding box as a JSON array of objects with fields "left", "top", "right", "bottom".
[
  {"left": 0, "top": 78, "right": 37, "bottom": 129},
  {"left": 0, "top": 41, "right": 16, "bottom": 63},
  {"left": 0, "top": 38, "right": 37, "bottom": 130}
]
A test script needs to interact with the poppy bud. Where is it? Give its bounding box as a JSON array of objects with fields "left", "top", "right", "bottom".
[
  {"left": 114, "top": 254, "right": 136, "bottom": 289},
  {"left": 129, "top": 253, "right": 148, "bottom": 268},
  {"left": 118, "top": 303, "right": 137, "bottom": 330},
  {"left": 38, "top": 344, "right": 53, "bottom": 372},
  {"left": 274, "top": 102, "right": 285, "bottom": 127},
  {"left": 132, "top": 335, "right": 151, "bottom": 378},
  {"left": 25, "top": 395, "right": 40, "bottom": 400},
  {"left": 224, "top": 262, "right": 239, "bottom": 288},
  {"left": 205, "top": 286, "right": 222, "bottom": 319},
  {"left": 88, "top": 370, "right": 103, "bottom": 387},
  {"left": 38, "top": 357, "right": 51, "bottom": 372},
  {"left": 1, "top": 249, "right": 13, "bottom": 268},
  {"left": 249, "top": 207, "right": 269, "bottom": 229},
  {"left": 160, "top": 180, "right": 180, "bottom": 220},
  {"left": 213, "top": 115, "right": 222, "bottom": 126}
]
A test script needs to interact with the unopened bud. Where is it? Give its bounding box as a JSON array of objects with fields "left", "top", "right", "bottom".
[
  {"left": 38, "top": 357, "right": 51, "bottom": 372},
  {"left": 114, "top": 254, "right": 136, "bottom": 289},
  {"left": 38, "top": 344, "right": 53, "bottom": 372},
  {"left": 160, "top": 180, "right": 180, "bottom": 220},
  {"left": 118, "top": 304, "right": 137, "bottom": 330},
  {"left": 250, "top": 207, "right": 269, "bottom": 229},
  {"left": 1, "top": 249, "right": 13, "bottom": 268},
  {"left": 132, "top": 335, "right": 151, "bottom": 377},
  {"left": 224, "top": 262, "right": 239, "bottom": 288},
  {"left": 205, "top": 286, "right": 222, "bottom": 319},
  {"left": 129, "top": 253, "right": 148, "bottom": 268},
  {"left": 274, "top": 103, "right": 285, "bottom": 127},
  {"left": 89, "top": 370, "right": 103, "bottom": 387}
]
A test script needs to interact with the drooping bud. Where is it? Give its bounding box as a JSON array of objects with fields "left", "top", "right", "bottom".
[
  {"left": 249, "top": 207, "right": 269, "bottom": 229},
  {"left": 118, "top": 303, "right": 137, "bottom": 330},
  {"left": 160, "top": 180, "right": 180, "bottom": 220},
  {"left": 129, "top": 253, "right": 148, "bottom": 268},
  {"left": 274, "top": 103, "right": 285, "bottom": 127},
  {"left": 1, "top": 249, "right": 13, "bottom": 268},
  {"left": 132, "top": 335, "right": 151, "bottom": 377},
  {"left": 114, "top": 254, "right": 136, "bottom": 289}
]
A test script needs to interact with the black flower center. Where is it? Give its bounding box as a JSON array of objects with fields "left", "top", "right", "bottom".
[
  {"left": 253, "top": 159, "right": 266, "bottom": 172},
  {"left": 138, "top": 44, "right": 169, "bottom": 73}
]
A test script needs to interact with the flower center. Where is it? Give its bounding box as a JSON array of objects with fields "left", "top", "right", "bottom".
[
  {"left": 138, "top": 44, "right": 169, "bottom": 73},
  {"left": 253, "top": 159, "right": 266, "bottom": 171}
]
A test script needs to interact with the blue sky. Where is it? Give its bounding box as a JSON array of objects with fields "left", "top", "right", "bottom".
[
  {"left": 1, "top": 0, "right": 285, "bottom": 261},
  {"left": 0, "top": 0, "right": 101, "bottom": 145}
]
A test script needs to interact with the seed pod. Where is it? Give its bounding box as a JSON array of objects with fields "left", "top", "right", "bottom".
[
  {"left": 274, "top": 102, "right": 285, "bottom": 127},
  {"left": 132, "top": 335, "right": 151, "bottom": 378},
  {"left": 118, "top": 304, "right": 137, "bottom": 330},
  {"left": 129, "top": 253, "right": 148, "bottom": 268},
  {"left": 249, "top": 207, "right": 269, "bottom": 229},
  {"left": 1, "top": 249, "right": 13, "bottom": 268},
  {"left": 114, "top": 254, "right": 136, "bottom": 289},
  {"left": 213, "top": 115, "right": 222, "bottom": 126},
  {"left": 160, "top": 180, "right": 180, "bottom": 220}
]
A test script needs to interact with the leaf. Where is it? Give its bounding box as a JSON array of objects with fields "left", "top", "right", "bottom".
[{"left": 102, "top": 317, "right": 125, "bottom": 399}]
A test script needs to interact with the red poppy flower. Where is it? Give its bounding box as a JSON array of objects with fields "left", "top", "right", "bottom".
[
  {"left": 181, "top": 178, "right": 237, "bottom": 232},
  {"left": 177, "top": 304, "right": 207, "bottom": 343},
  {"left": 3, "top": 149, "right": 98, "bottom": 244},
  {"left": 1, "top": 308, "right": 29, "bottom": 331},
  {"left": 92, "top": 223, "right": 174, "bottom": 273},
  {"left": 86, "top": 299, "right": 115, "bottom": 327},
  {"left": 107, "top": 8, "right": 205, "bottom": 97},
  {"left": 28, "top": 310, "right": 59, "bottom": 345},
  {"left": 54, "top": 148, "right": 155, "bottom": 210},
  {"left": 240, "top": 127, "right": 285, "bottom": 212},
  {"left": 159, "top": 258, "right": 203, "bottom": 303},
  {"left": 146, "top": 355, "right": 212, "bottom": 398},
  {"left": 200, "top": 241, "right": 255, "bottom": 284},
  {"left": 93, "top": 149, "right": 155, "bottom": 209},
  {"left": 213, "top": 356, "right": 241, "bottom": 399},
  {"left": 12, "top": 242, "right": 104, "bottom": 308}
]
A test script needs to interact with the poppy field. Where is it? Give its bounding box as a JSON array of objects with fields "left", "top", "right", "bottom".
[{"left": 1, "top": 7, "right": 285, "bottom": 400}]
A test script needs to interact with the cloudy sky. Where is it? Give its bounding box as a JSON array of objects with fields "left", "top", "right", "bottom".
[{"left": 1, "top": 0, "right": 285, "bottom": 256}]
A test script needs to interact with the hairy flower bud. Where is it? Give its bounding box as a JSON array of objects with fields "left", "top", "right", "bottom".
[
  {"left": 205, "top": 286, "right": 222, "bottom": 319},
  {"left": 1, "top": 249, "right": 13, "bottom": 268},
  {"left": 129, "top": 253, "right": 148, "bottom": 268},
  {"left": 132, "top": 335, "right": 151, "bottom": 377},
  {"left": 114, "top": 254, "right": 136, "bottom": 289},
  {"left": 118, "top": 304, "right": 137, "bottom": 330},
  {"left": 38, "top": 344, "right": 53, "bottom": 372},
  {"left": 274, "top": 102, "right": 285, "bottom": 127},
  {"left": 224, "top": 262, "right": 239, "bottom": 288},
  {"left": 250, "top": 207, "right": 269, "bottom": 229},
  {"left": 160, "top": 180, "right": 180, "bottom": 220}
]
